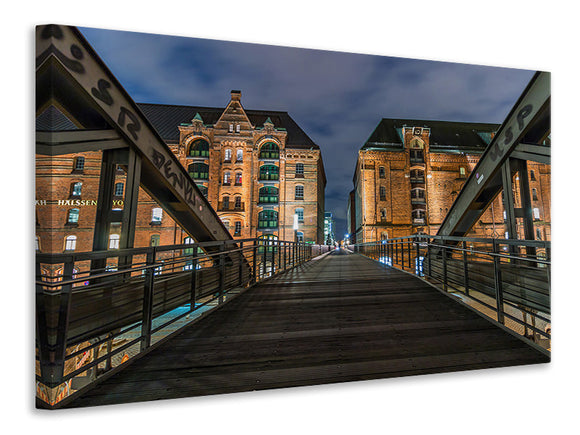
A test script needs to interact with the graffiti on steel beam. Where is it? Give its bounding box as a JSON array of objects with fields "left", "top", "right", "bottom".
[
  {"left": 488, "top": 104, "right": 533, "bottom": 162},
  {"left": 151, "top": 149, "right": 196, "bottom": 207}
]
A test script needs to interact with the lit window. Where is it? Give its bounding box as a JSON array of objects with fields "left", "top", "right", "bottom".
[
  {"left": 36, "top": 236, "right": 40, "bottom": 252},
  {"left": 71, "top": 182, "right": 82, "bottom": 197},
  {"left": 259, "top": 165, "right": 279, "bottom": 180},
  {"left": 296, "top": 163, "right": 304, "bottom": 177},
  {"left": 295, "top": 208, "right": 304, "bottom": 223},
  {"left": 67, "top": 208, "right": 79, "bottom": 224},
  {"left": 229, "top": 124, "right": 234, "bottom": 133},
  {"left": 236, "top": 149, "right": 243, "bottom": 162},
  {"left": 234, "top": 221, "right": 242, "bottom": 235},
  {"left": 65, "top": 235, "right": 77, "bottom": 251},
  {"left": 235, "top": 172, "right": 242, "bottom": 186},
  {"left": 188, "top": 162, "right": 209, "bottom": 180},
  {"left": 151, "top": 208, "right": 163, "bottom": 223},
  {"left": 258, "top": 210, "right": 278, "bottom": 228},
  {"left": 295, "top": 185, "right": 304, "bottom": 200},
  {"left": 224, "top": 149, "right": 232, "bottom": 162},
  {"left": 223, "top": 172, "right": 231, "bottom": 185},
  {"left": 189, "top": 139, "right": 209, "bottom": 157},
  {"left": 533, "top": 208, "right": 541, "bottom": 220},
  {"left": 259, "top": 186, "right": 278, "bottom": 203},
  {"left": 114, "top": 182, "right": 124, "bottom": 197},
  {"left": 109, "top": 234, "right": 120, "bottom": 249},
  {"left": 235, "top": 124, "right": 241, "bottom": 133},
  {"left": 183, "top": 237, "right": 194, "bottom": 255},
  {"left": 259, "top": 142, "right": 279, "bottom": 159},
  {"left": 150, "top": 234, "right": 160, "bottom": 247},
  {"left": 460, "top": 167, "right": 466, "bottom": 177}
]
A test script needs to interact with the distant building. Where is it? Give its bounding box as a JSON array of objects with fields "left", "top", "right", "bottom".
[
  {"left": 324, "top": 212, "right": 335, "bottom": 245},
  {"left": 349, "top": 119, "right": 551, "bottom": 243}
]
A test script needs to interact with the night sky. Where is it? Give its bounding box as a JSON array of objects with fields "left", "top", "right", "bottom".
[{"left": 79, "top": 27, "right": 535, "bottom": 238}]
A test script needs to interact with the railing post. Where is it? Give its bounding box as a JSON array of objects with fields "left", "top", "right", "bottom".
[
  {"left": 262, "top": 238, "right": 267, "bottom": 277},
  {"left": 462, "top": 240, "right": 469, "bottom": 296},
  {"left": 415, "top": 238, "right": 420, "bottom": 275},
  {"left": 190, "top": 244, "right": 198, "bottom": 311},
  {"left": 238, "top": 241, "right": 244, "bottom": 285},
  {"left": 493, "top": 239, "right": 505, "bottom": 324},
  {"left": 407, "top": 239, "right": 411, "bottom": 270},
  {"left": 283, "top": 241, "right": 286, "bottom": 271},
  {"left": 218, "top": 242, "right": 226, "bottom": 304},
  {"left": 252, "top": 239, "right": 258, "bottom": 284},
  {"left": 278, "top": 240, "right": 282, "bottom": 275},
  {"left": 442, "top": 245, "right": 448, "bottom": 292},
  {"left": 141, "top": 248, "right": 156, "bottom": 352}
]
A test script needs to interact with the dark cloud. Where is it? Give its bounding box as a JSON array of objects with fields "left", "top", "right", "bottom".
[{"left": 80, "top": 27, "right": 535, "bottom": 237}]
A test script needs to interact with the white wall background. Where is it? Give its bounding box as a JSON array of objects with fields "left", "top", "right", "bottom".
[{"left": 4, "top": 1, "right": 577, "bottom": 433}]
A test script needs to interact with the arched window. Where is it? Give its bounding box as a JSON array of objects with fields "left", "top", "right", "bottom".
[
  {"left": 70, "top": 182, "right": 82, "bottom": 197},
  {"left": 234, "top": 196, "right": 242, "bottom": 209},
  {"left": 189, "top": 139, "right": 209, "bottom": 157},
  {"left": 296, "top": 232, "right": 304, "bottom": 242},
  {"left": 114, "top": 182, "right": 124, "bottom": 197},
  {"left": 67, "top": 208, "right": 79, "bottom": 224},
  {"left": 222, "top": 195, "right": 230, "bottom": 210},
  {"left": 224, "top": 149, "right": 232, "bottom": 162},
  {"left": 188, "top": 162, "right": 209, "bottom": 180},
  {"left": 151, "top": 207, "right": 163, "bottom": 224},
  {"left": 235, "top": 172, "right": 242, "bottom": 186},
  {"left": 258, "top": 210, "right": 278, "bottom": 228},
  {"left": 236, "top": 149, "right": 243, "bottom": 162},
  {"left": 379, "top": 166, "right": 385, "bottom": 178},
  {"left": 259, "top": 142, "right": 280, "bottom": 159},
  {"left": 109, "top": 234, "right": 120, "bottom": 249},
  {"left": 234, "top": 221, "right": 242, "bottom": 235},
  {"left": 65, "top": 235, "right": 77, "bottom": 251},
  {"left": 223, "top": 171, "right": 231, "bottom": 185},
  {"left": 258, "top": 186, "right": 278, "bottom": 203},
  {"left": 295, "top": 185, "right": 304, "bottom": 200},
  {"left": 259, "top": 165, "right": 279, "bottom": 181},
  {"left": 73, "top": 156, "right": 85, "bottom": 172}
]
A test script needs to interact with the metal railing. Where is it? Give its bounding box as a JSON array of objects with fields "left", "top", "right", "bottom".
[
  {"left": 36, "top": 238, "right": 331, "bottom": 407},
  {"left": 353, "top": 235, "right": 551, "bottom": 350}
]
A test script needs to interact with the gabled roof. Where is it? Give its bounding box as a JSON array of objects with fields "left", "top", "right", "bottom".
[
  {"left": 36, "top": 105, "right": 78, "bottom": 131},
  {"left": 137, "top": 102, "right": 319, "bottom": 149},
  {"left": 363, "top": 118, "right": 500, "bottom": 153}
]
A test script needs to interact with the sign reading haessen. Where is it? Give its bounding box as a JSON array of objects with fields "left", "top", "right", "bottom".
[{"left": 35, "top": 199, "right": 124, "bottom": 207}]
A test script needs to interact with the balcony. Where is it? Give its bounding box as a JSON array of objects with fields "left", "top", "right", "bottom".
[
  {"left": 410, "top": 176, "right": 425, "bottom": 184},
  {"left": 413, "top": 218, "right": 425, "bottom": 225},
  {"left": 411, "top": 197, "right": 426, "bottom": 205}
]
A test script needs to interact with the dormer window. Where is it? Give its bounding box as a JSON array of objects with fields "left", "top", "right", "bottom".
[
  {"left": 229, "top": 124, "right": 234, "bottom": 133},
  {"left": 235, "top": 124, "right": 241, "bottom": 133}
]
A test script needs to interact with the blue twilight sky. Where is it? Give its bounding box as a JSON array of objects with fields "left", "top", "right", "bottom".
[{"left": 79, "top": 27, "right": 535, "bottom": 238}]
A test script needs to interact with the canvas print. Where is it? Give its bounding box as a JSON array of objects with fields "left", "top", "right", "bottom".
[{"left": 35, "top": 24, "right": 551, "bottom": 409}]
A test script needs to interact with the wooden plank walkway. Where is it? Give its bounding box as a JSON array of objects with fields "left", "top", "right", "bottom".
[{"left": 65, "top": 249, "right": 549, "bottom": 408}]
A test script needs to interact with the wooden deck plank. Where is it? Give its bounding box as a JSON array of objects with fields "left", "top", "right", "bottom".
[{"left": 65, "top": 249, "right": 549, "bottom": 408}]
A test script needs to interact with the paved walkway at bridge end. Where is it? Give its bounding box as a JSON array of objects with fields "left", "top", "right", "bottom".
[{"left": 65, "top": 249, "right": 549, "bottom": 408}]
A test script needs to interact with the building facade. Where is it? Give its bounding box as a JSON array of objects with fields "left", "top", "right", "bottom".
[
  {"left": 324, "top": 212, "right": 335, "bottom": 245},
  {"left": 35, "top": 91, "right": 326, "bottom": 260},
  {"left": 348, "top": 119, "right": 551, "bottom": 243}
]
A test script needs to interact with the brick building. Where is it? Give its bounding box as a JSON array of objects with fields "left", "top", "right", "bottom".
[
  {"left": 348, "top": 119, "right": 551, "bottom": 243},
  {"left": 35, "top": 91, "right": 326, "bottom": 259}
]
